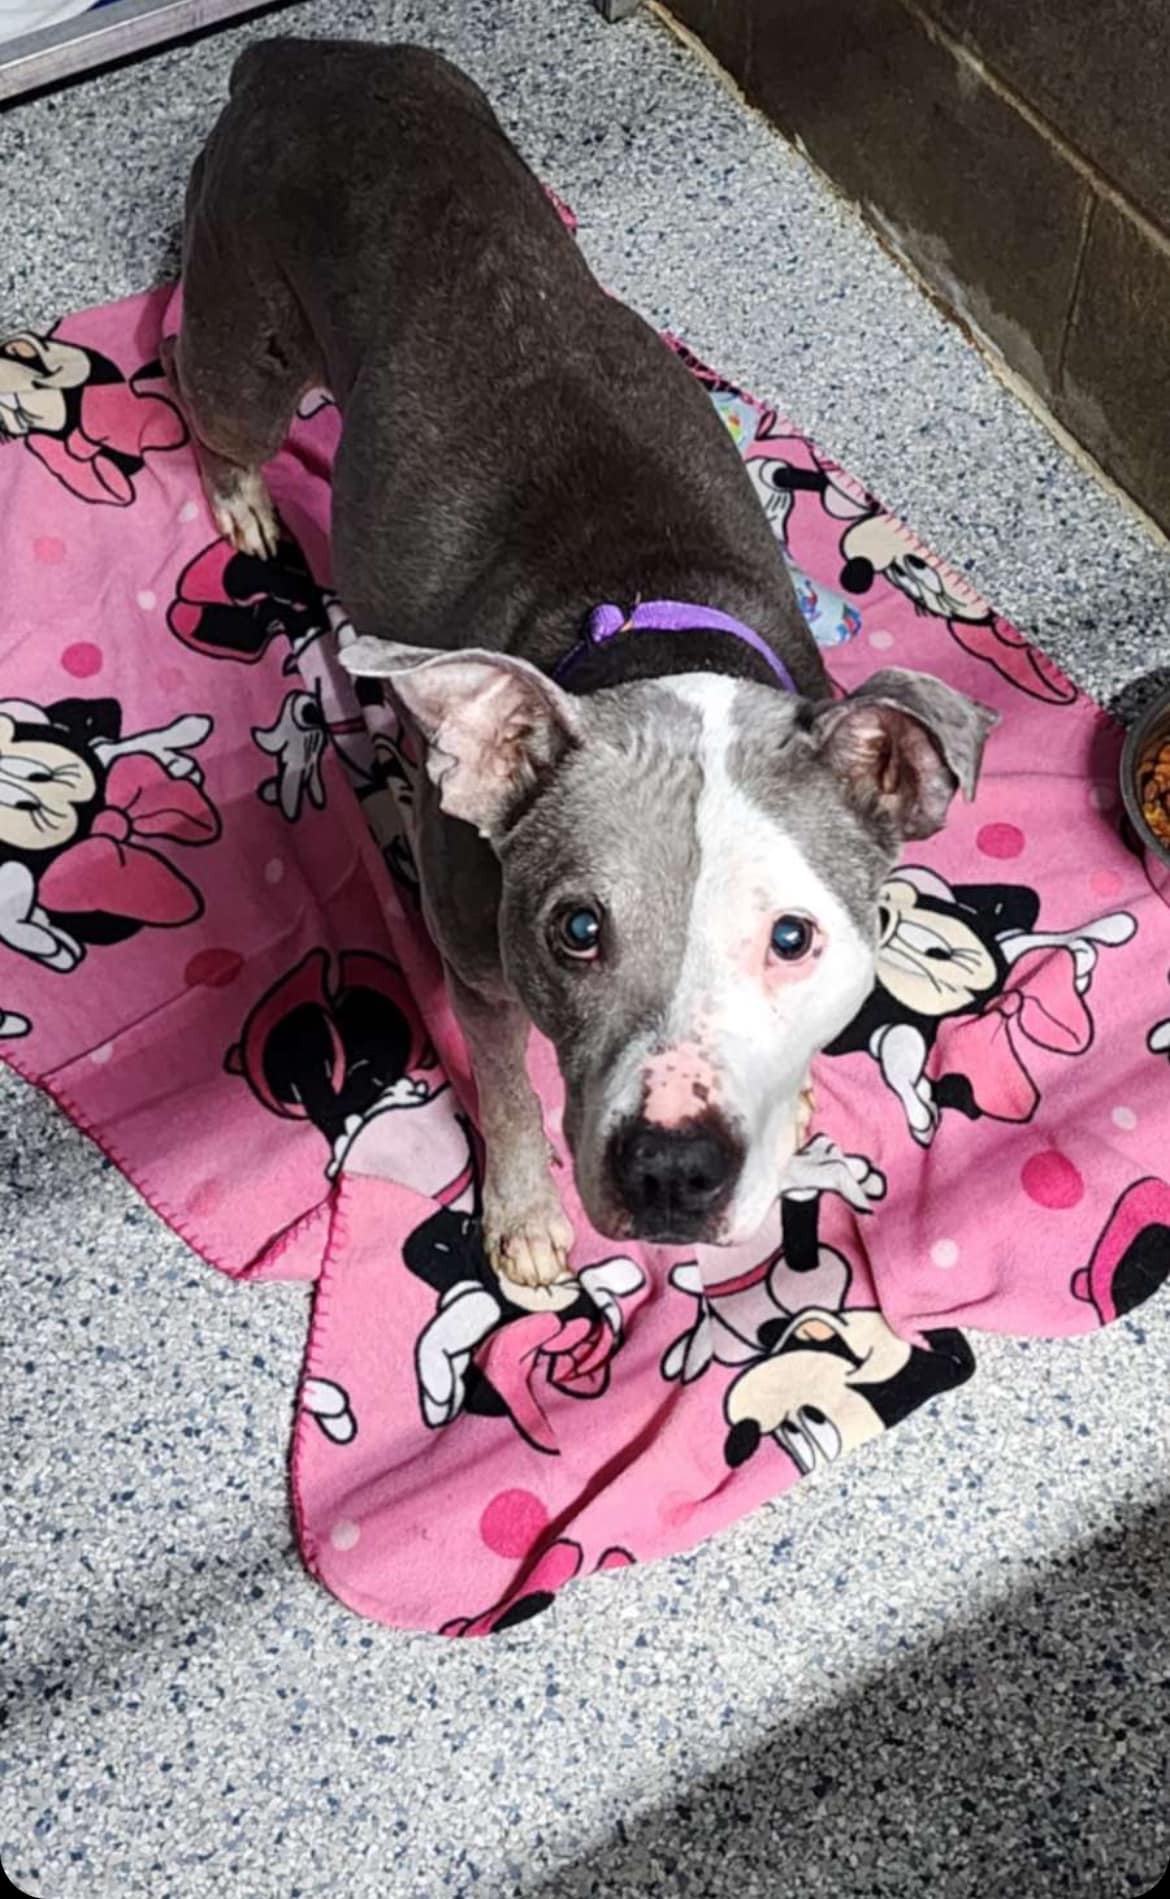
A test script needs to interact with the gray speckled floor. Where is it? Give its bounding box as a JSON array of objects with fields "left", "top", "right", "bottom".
[{"left": 1, "top": 3, "right": 1168, "bottom": 1896}]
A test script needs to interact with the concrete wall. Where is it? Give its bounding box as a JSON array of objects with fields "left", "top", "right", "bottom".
[{"left": 665, "top": 0, "right": 1170, "bottom": 533}]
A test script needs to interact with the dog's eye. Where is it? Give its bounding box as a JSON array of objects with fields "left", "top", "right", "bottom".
[
  {"left": 557, "top": 905, "right": 603, "bottom": 960},
  {"left": 770, "top": 914, "right": 815, "bottom": 961}
]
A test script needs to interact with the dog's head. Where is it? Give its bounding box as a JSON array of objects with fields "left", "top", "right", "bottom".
[{"left": 343, "top": 640, "right": 995, "bottom": 1247}]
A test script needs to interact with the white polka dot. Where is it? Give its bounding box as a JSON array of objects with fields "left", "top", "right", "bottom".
[
  {"left": 89, "top": 1042, "right": 114, "bottom": 1066},
  {"left": 868, "top": 629, "right": 895, "bottom": 651},
  {"left": 1112, "top": 1105, "right": 1138, "bottom": 1131},
  {"left": 930, "top": 1239, "right": 959, "bottom": 1270},
  {"left": 264, "top": 857, "right": 285, "bottom": 886},
  {"left": 136, "top": 589, "right": 156, "bottom": 611},
  {"left": 330, "top": 1518, "right": 361, "bottom": 1552},
  {"left": 1089, "top": 784, "right": 1116, "bottom": 811},
  {"left": 179, "top": 498, "right": 200, "bottom": 524}
]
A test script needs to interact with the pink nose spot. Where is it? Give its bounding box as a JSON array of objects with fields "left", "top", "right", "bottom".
[{"left": 642, "top": 1045, "right": 718, "bottom": 1127}]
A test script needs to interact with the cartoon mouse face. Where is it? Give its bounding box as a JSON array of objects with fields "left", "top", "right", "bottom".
[
  {"left": 745, "top": 455, "right": 797, "bottom": 534},
  {"left": 723, "top": 1305, "right": 975, "bottom": 1474},
  {"left": 725, "top": 1306, "right": 911, "bottom": 1474},
  {"left": 876, "top": 877, "right": 1000, "bottom": 1018},
  {"left": 0, "top": 710, "right": 101, "bottom": 860},
  {"left": 0, "top": 332, "right": 93, "bottom": 440},
  {"left": 839, "top": 514, "right": 987, "bottom": 623}
]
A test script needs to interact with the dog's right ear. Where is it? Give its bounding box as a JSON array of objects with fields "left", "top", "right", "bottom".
[
  {"left": 812, "top": 668, "right": 997, "bottom": 842},
  {"left": 341, "top": 639, "right": 582, "bottom": 835}
]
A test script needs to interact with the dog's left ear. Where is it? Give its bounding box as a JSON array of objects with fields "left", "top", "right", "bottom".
[
  {"left": 340, "top": 638, "right": 582, "bottom": 834},
  {"left": 814, "top": 668, "right": 998, "bottom": 841}
]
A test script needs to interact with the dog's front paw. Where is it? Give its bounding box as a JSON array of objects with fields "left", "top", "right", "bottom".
[
  {"left": 485, "top": 1199, "right": 575, "bottom": 1290},
  {"left": 211, "top": 469, "right": 280, "bottom": 560}
]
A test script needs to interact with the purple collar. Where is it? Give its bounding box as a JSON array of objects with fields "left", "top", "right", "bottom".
[{"left": 553, "top": 599, "right": 797, "bottom": 693}]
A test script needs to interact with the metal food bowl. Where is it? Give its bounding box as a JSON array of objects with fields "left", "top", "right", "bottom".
[{"left": 1121, "top": 689, "right": 1170, "bottom": 905}]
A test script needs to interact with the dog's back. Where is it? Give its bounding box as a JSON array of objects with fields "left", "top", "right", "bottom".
[
  {"left": 176, "top": 36, "right": 820, "bottom": 676},
  {"left": 191, "top": 40, "right": 587, "bottom": 398}
]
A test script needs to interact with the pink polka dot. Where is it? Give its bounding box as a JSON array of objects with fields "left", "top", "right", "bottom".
[
  {"left": 33, "top": 536, "right": 66, "bottom": 565},
  {"left": 156, "top": 665, "right": 186, "bottom": 693},
  {"left": 1021, "top": 1150, "right": 1084, "bottom": 1210},
  {"left": 868, "top": 629, "right": 895, "bottom": 651},
  {"left": 184, "top": 947, "right": 243, "bottom": 990},
  {"left": 479, "top": 1488, "right": 549, "bottom": 1559},
  {"left": 329, "top": 1519, "right": 360, "bottom": 1552},
  {"left": 1089, "top": 784, "right": 1116, "bottom": 812},
  {"left": 1090, "top": 867, "right": 1124, "bottom": 899},
  {"left": 977, "top": 823, "right": 1025, "bottom": 860},
  {"left": 61, "top": 641, "right": 103, "bottom": 679},
  {"left": 930, "top": 1238, "right": 960, "bottom": 1269}
]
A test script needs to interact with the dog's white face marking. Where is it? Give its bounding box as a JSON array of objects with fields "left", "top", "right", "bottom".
[
  {"left": 345, "top": 639, "right": 990, "bottom": 1253},
  {"left": 601, "top": 673, "right": 876, "bottom": 1241}
]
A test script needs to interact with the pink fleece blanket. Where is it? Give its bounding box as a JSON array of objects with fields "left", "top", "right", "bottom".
[{"left": 3, "top": 275, "right": 1169, "bottom": 1636}]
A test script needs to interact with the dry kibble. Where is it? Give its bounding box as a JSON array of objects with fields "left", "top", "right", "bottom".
[{"left": 1138, "top": 736, "right": 1170, "bottom": 847}]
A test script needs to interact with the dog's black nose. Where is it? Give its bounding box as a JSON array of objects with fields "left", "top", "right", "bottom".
[{"left": 612, "top": 1119, "right": 740, "bottom": 1237}]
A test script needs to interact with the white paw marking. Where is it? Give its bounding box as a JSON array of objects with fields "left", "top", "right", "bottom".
[
  {"left": 213, "top": 472, "right": 279, "bottom": 559},
  {"left": 487, "top": 1207, "right": 575, "bottom": 1289}
]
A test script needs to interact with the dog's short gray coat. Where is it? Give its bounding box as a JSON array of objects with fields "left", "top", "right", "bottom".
[{"left": 171, "top": 38, "right": 995, "bottom": 1286}]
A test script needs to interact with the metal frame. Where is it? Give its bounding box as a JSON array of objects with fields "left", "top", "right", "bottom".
[
  {"left": 0, "top": 0, "right": 276, "bottom": 103},
  {"left": 1, "top": 0, "right": 641, "bottom": 104}
]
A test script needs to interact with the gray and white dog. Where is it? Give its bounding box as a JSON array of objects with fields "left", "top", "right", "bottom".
[{"left": 169, "top": 39, "right": 995, "bottom": 1288}]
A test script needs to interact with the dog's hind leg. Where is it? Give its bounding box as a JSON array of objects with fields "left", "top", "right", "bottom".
[
  {"left": 166, "top": 152, "right": 318, "bottom": 558},
  {"left": 163, "top": 328, "right": 282, "bottom": 558}
]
